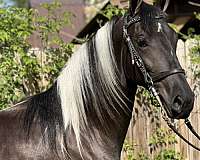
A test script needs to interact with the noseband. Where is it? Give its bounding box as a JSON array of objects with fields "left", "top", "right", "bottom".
[{"left": 123, "top": 13, "right": 200, "bottom": 152}]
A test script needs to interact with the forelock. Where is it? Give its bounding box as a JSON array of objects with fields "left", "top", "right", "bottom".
[{"left": 139, "top": 3, "right": 166, "bottom": 30}]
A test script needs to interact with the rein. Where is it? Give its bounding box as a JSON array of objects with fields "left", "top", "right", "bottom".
[{"left": 123, "top": 13, "right": 200, "bottom": 152}]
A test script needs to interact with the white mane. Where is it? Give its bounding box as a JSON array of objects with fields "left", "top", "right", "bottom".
[{"left": 57, "top": 21, "right": 127, "bottom": 153}]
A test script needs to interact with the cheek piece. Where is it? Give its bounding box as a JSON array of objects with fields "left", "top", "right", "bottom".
[{"left": 123, "top": 13, "right": 200, "bottom": 152}]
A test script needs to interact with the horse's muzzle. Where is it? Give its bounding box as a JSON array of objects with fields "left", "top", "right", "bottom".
[{"left": 171, "top": 95, "right": 194, "bottom": 119}]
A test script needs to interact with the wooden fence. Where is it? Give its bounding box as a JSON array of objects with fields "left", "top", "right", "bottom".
[{"left": 122, "top": 39, "right": 200, "bottom": 160}]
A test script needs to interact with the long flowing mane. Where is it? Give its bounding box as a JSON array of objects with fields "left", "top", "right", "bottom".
[
  {"left": 23, "top": 19, "right": 128, "bottom": 156},
  {"left": 0, "top": 2, "right": 195, "bottom": 160}
]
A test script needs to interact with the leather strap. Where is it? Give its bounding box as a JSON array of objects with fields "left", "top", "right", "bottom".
[
  {"left": 167, "top": 120, "right": 200, "bottom": 152},
  {"left": 152, "top": 69, "right": 185, "bottom": 82},
  {"left": 185, "top": 119, "right": 200, "bottom": 141}
]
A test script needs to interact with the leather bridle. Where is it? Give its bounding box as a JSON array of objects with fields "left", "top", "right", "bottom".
[{"left": 123, "top": 13, "right": 200, "bottom": 151}]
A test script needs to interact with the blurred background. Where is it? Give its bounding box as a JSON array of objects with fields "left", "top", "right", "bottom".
[{"left": 0, "top": 0, "right": 199, "bottom": 159}]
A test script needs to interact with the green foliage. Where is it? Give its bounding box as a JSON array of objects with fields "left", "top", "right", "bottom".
[
  {"left": 137, "top": 87, "right": 160, "bottom": 107},
  {"left": 0, "top": 7, "right": 34, "bottom": 48},
  {"left": 138, "top": 151, "right": 150, "bottom": 160},
  {"left": 123, "top": 141, "right": 150, "bottom": 160},
  {"left": 34, "top": 0, "right": 74, "bottom": 88},
  {"left": 0, "top": 0, "right": 73, "bottom": 109},
  {"left": 154, "top": 149, "right": 183, "bottom": 160},
  {"left": 101, "top": 4, "right": 126, "bottom": 20},
  {"left": 168, "top": 23, "right": 179, "bottom": 33},
  {"left": 195, "top": 12, "right": 200, "bottom": 21},
  {"left": 123, "top": 141, "right": 137, "bottom": 160},
  {"left": 188, "top": 13, "right": 200, "bottom": 85},
  {"left": 123, "top": 140, "right": 181, "bottom": 160},
  {"left": 149, "top": 128, "right": 180, "bottom": 159},
  {"left": 0, "top": 7, "right": 36, "bottom": 108},
  {"left": 190, "top": 38, "right": 200, "bottom": 65},
  {"left": 149, "top": 128, "right": 177, "bottom": 149},
  {"left": 188, "top": 12, "right": 200, "bottom": 66}
]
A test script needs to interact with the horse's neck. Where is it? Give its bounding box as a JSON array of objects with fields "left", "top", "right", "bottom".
[
  {"left": 85, "top": 17, "right": 137, "bottom": 152},
  {"left": 63, "top": 18, "right": 137, "bottom": 157},
  {"left": 81, "top": 85, "right": 136, "bottom": 157},
  {"left": 110, "top": 17, "right": 138, "bottom": 148},
  {"left": 113, "top": 85, "right": 137, "bottom": 148}
]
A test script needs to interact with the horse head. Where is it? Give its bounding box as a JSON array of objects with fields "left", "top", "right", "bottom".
[{"left": 122, "top": 0, "right": 194, "bottom": 119}]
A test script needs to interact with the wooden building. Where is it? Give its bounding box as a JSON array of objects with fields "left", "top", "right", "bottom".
[
  {"left": 76, "top": 0, "right": 200, "bottom": 41},
  {"left": 29, "top": 0, "right": 86, "bottom": 47},
  {"left": 6, "top": 0, "right": 199, "bottom": 46}
]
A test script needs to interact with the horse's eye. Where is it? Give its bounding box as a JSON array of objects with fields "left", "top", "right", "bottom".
[{"left": 137, "top": 38, "right": 147, "bottom": 48}]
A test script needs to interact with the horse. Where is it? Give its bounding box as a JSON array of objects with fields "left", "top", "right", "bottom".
[{"left": 0, "top": 0, "right": 195, "bottom": 159}]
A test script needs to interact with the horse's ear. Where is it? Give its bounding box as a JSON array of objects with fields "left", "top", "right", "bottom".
[
  {"left": 130, "top": 0, "right": 143, "bottom": 15},
  {"left": 154, "top": 0, "right": 170, "bottom": 12}
]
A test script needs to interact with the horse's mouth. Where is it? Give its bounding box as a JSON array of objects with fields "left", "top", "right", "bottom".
[
  {"left": 159, "top": 95, "right": 174, "bottom": 119},
  {"left": 160, "top": 95, "right": 192, "bottom": 119},
  {"left": 171, "top": 105, "right": 192, "bottom": 119}
]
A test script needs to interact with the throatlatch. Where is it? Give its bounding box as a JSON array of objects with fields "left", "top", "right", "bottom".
[{"left": 123, "top": 13, "right": 200, "bottom": 152}]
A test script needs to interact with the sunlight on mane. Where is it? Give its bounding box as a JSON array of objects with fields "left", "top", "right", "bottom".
[{"left": 57, "top": 21, "right": 127, "bottom": 153}]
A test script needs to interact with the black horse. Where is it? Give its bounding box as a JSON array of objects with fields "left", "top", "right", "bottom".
[{"left": 0, "top": 0, "right": 194, "bottom": 159}]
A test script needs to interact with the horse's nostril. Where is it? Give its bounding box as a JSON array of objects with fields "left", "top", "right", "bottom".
[
  {"left": 173, "top": 96, "right": 184, "bottom": 113},
  {"left": 174, "top": 96, "right": 183, "bottom": 106}
]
